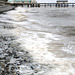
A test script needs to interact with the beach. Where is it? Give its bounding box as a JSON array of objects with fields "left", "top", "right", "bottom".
[{"left": 0, "top": 6, "right": 75, "bottom": 75}]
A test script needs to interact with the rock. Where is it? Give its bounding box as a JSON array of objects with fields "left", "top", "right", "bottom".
[{"left": 0, "top": 4, "right": 15, "bottom": 13}]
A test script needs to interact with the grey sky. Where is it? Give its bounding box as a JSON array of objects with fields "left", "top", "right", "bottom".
[{"left": 36, "top": 0, "right": 75, "bottom": 3}]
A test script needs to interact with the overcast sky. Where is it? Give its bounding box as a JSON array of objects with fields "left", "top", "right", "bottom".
[{"left": 36, "top": 0, "right": 75, "bottom": 3}]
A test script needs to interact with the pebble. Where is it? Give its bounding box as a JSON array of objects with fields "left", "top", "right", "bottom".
[
  {"left": 0, "top": 22, "right": 32, "bottom": 75},
  {"left": 0, "top": 18, "right": 53, "bottom": 75}
]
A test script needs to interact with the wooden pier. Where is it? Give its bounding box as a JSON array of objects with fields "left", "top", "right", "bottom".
[
  {"left": 0, "top": 1, "right": 75, "bottom": 7},
  {"left": 11, "top": 3, "right": 75, "bottom": 7}
]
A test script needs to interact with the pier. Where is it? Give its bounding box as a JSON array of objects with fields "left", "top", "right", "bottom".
[
  {"left": 8, "top": 3, "right": 75, "bottom": 7},
  {"left": 0, "top": 1, "right": 75, "bottom": 7}
]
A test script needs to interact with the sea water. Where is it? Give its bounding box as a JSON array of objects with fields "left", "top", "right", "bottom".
[{"left": 0, "top": 6, "right": 75, "bottom": 75}]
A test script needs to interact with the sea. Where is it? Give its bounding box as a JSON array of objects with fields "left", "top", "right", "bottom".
[{"left": 0, "top": 6, "right": 75, "bottom": 75}]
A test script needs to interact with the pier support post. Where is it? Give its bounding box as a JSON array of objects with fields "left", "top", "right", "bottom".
[
  {"left": 31, "top": 4, "right": 34, "bottom": 7},
  {"left": 27, "top": 4, "right": 29, "bottom": 7},
  {"left": 45, "top": 3, "right": 46, "bottom": 7},
  {"left": 31, "top": 4, "right": 32, "bottom": 7},
  {"left": 50, "top": 4, "right": 51, "bottom": 7},
  {"left": 15, "top": 4, "right": 17, "bottom": 7},
  {"left": 61, "top": 3, "right": 63, "bottom": 7},
  {"left": 58, "top": 3, "right": 60, "bottom": 7},
  {"left": 30, "top": 4, "right": 32, "bottom": 7},
  {"left": 38, "top": 4, "right": 40, "bottom": 7},
  {"left": 33, "top": 4, "right": 34, "bottom": 7},
  {"left": 72, "top": 4, "right": 74, "bottom": 7},
  {"left": 56, "top": 3, "right": 57, "bottom": 7},
  {"left": 22, "top": 4, "right": 23, "bottom": 7},
  {"left": 67, "top": 3, "right": 68, "bottom": 7}
]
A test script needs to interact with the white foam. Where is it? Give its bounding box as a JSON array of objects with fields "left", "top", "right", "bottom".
[
  {"left": 1, "top": 7, "right": 75, "bottom": 75},
  {"left": 62, "top": 45, "right": 75, "bottom": 54},
  {"left": 14, "top": 29, "right": 61, "bottom": 64}
]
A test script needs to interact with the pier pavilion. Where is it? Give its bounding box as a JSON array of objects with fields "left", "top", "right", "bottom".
[
  {"left": 56, "top": 0, "right": 68, "bottom": 7},
  {"left": 8, "top": 0, "right": 37, "bottom": 3},
  {"left": 57, "top": 0, "right": 68, "bottom": 3}
]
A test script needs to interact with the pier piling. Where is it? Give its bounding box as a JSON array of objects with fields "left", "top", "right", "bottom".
[{"left": 72, "top": 4, "right": 74, "bottom": 7}]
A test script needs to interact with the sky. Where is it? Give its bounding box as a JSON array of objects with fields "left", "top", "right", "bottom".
[{"left": 36, "top": 0, "right": 75, "bottom": 3}]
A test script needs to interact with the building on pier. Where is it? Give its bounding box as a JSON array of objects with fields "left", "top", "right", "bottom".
[
  {"left": 8, "top": 0, "right": 37, "bottom": 3},
  {"left": 57, "top": 0, "right": 68, "bottom": 3}
]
